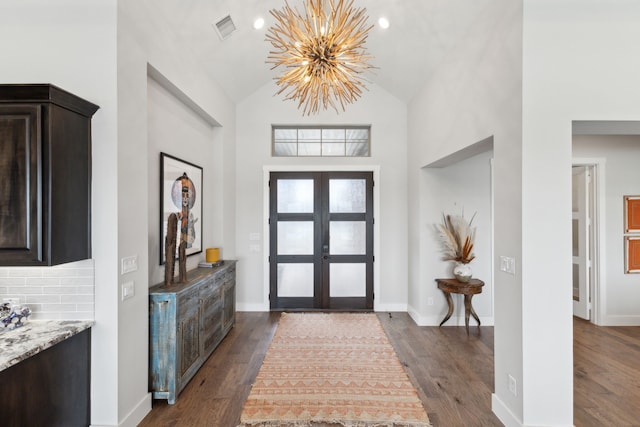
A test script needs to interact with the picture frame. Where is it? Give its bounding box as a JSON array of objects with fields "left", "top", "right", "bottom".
[
  {"left": 624, "top": 236, "right": 640, "bottom": 274},
  {"left": 160, "top": 152, "right": 203, "bottom": 265},
  {"left": 623, "top": 195, "right": 640, "bottom": 234}
]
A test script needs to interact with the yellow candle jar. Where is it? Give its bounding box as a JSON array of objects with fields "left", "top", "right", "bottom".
[{"left": 206, "top": 247, "right": 220, "bottom": 263}]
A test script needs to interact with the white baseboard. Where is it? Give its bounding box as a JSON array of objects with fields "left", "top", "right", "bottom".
[
  {"left": 407, "top": 306, "right": 445, "bottom": 326},
  {"left": 407, "top": 306, "right": 424, "bottom": 325},
  {"left": 91, "top": 393, "right": 151, "bottom": 427},
  {"left": 408, "top": 313, "right": 443, "bottom": 326},
  {"left": 237, "top": 303, "right": 269, "bottom": 312},
  {"left": 600, "top": 314, "right": 640, "bottom": 326},
  {"left": 121, "top": 393, "right": 152, "bottom": 427},
  {"left": 407, "top": 306, "right": 494, "bottom": 326},
  {"left": 492, "top": 393, "right": 523, "bottom": 427},
  {"left": 437, "top": 315, "right": 494, "bottom": 327},
  {"left": 374, "top": 303, "right": 408, "bottom": 312},
  {"left": 492, "top": 394, "right": 575, "bottom": 427}
]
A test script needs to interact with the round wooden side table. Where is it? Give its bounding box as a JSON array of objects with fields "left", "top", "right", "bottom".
[{"left": 435, "top": 278, "right": 484, "bottom": 334}]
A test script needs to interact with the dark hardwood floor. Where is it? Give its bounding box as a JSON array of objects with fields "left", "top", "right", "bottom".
[
  {"left": 139, "top": 312, "right": 640, "bottom": 427},
  {"left": 380, "top": 312, "right": 500, "bottom": 427},
  {"left": 573, "top": 317, "right": 640, "bottom": 427}
]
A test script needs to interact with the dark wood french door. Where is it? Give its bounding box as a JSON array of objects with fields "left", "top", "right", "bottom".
[{"left": 269, "top": 171, "right": 374, "bottom": 310}]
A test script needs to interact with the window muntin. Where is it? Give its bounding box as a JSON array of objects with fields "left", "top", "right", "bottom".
[{"left": 272, "top": 126, "right": 370, "bottom": 157}]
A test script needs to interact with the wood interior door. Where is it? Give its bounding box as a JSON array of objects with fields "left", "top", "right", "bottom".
[{"left": 572, "top": 166, "right": 591, "bottom": 320}]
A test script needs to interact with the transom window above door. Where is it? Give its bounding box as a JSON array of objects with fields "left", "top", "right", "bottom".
[{"left": 272, "top": 125, "right": 370, "bottom": 157}]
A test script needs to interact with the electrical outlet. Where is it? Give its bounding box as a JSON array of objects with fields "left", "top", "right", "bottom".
[
  {"left": 427, "top": 297, "right": 434, "bottom": 306},
  {"left": 508, "top": 374, "right": 517, "bottom": 396},
  {"left": 2, "top": 297, "right": 20, "bottom": 306},
  {"left": 122, "top": 282, "right": 135, "bottom": 301}
]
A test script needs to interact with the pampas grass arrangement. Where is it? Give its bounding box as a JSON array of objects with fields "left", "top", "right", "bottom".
[{"left": 435, "top": 212, "right": 476, "bottom": 264}]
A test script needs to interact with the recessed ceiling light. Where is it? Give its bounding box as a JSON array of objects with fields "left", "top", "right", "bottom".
[
  {"left": 254, "top": 17, "right": 265, "bottom": 30},
  {"left": 378, "top": 17, "right": 389, "bottom": 29}
]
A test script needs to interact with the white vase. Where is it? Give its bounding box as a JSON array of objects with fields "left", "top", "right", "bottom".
[{"left": 453, "top": 262, "right": 472, "bottom": 282}]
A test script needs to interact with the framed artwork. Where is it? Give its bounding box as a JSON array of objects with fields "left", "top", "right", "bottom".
[
  {"left": 160, "top": 153, "right": 203, "bottom": 265},
  {"left": 624, "top": 195, "right": 640, "bottom": 233},
  {"left": 624, "top": 236, "right": 640, "bottom": 274}
]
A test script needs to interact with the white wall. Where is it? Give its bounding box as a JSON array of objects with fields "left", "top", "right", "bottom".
[
  {"left": 115, "top": 1, "right": 236, "bottom": 425},
  {"left": 0, "top": 0, "right": 119, "bottom": 423},
  {"left": 573, "top": 135, "right": 640, "bottom": 325},
  {"left": 407, "top": 0, "right": 524, "bottom": 424},
  {"left": 235, "top": 82, "right": 408, "bottom": 311},
  {"left": 146, "top": 75, "right": 224, "bottom": 285},
  {"left": 521, "top": 2, "right": 640, "bottom": 426}
]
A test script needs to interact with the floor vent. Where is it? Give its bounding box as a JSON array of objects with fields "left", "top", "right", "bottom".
[{"left": 214, "top": 15, "right": 236, "bottom": 40}]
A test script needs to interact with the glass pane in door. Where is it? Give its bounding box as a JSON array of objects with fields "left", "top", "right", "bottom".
[
  {"left": 278, "top": 222, "right": 313, "bottom": 254},
  {"left": 330, "top": 221, "right": 366, "bottom": 255},
  {"left": 278, "top": 179, "right": 314, "bottom": 213},
  {"left": 572, "top": 219, "right": 579, "bottom": 257},
  {"left": 278, "top": 263, "right": 314, "bottom": 297},
  {"left": 572, "top": 263, "right": 580, "bottom": 301},
  {"left": 329, "top": 179, "right": 366, "bottom": 213},
  {"left": 330, "top": 263, "right": 366, "bottom": 297}
]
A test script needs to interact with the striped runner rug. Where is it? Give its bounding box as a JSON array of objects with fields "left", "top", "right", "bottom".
[{"left": 238, "top": 312, "right": 431, "bottom": 427}]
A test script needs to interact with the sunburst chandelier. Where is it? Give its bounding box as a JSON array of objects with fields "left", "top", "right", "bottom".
[{"left": 266, "top": 0, "right": 375, "bottom": 115}]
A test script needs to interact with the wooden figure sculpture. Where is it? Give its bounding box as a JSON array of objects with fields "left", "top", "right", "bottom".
[
  {"left": 178, "top": 173, "right": 190, "bottom": 283},
  {"left": 164, "top": 213, "right": 178, "bottom": 286}
]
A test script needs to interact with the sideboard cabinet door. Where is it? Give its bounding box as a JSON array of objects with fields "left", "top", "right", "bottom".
[
  {"left": 177, "top": 287, "right": 201, "bottom": 387},
  {"left": 200, "top": 276, "right": 223, "bottom": 357},
  {"left": 0, "top": 84, "right": 99, "bottom": 266}
]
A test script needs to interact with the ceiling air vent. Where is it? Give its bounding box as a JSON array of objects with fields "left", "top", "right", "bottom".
[{"left": 214, "top": 15, "right": 236, "bottom": 40}]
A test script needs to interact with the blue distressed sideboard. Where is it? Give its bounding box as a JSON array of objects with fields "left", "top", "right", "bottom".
[{"left": 149, "top": 261, "right": 236, "bottom": 404}]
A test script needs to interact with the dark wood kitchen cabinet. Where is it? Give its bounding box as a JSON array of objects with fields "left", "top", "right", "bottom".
[
  {"left": 0, "top": 328, "right": 91, "bottom": 427},
  {"left": 0, "top": 84, "right": 99, "bottom": 266}
]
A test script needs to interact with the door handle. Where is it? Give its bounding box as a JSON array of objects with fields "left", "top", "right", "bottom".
[{"left": 322, "top": 244, "right": 329, "bottom": 260}]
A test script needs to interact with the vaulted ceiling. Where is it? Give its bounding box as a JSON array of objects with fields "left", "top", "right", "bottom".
[{"left": 153, "top": 0, "right": 492, "bottom": 104}]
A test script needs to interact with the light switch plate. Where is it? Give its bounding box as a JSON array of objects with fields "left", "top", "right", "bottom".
[
  {"left": 121, "top": 255, "right": 138, "bottom": 274},
  {"left": 500, "top": 256, "right": 516, "bottom": 275}
]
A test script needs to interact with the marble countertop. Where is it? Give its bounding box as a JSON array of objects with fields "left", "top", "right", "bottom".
[{"left": 0, "top": 320, "right": 93, "bottom": 371}]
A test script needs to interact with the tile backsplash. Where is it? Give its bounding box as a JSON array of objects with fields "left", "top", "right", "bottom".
[{"left": 0, "top": 259, "right": 94, "bottom": 320}]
